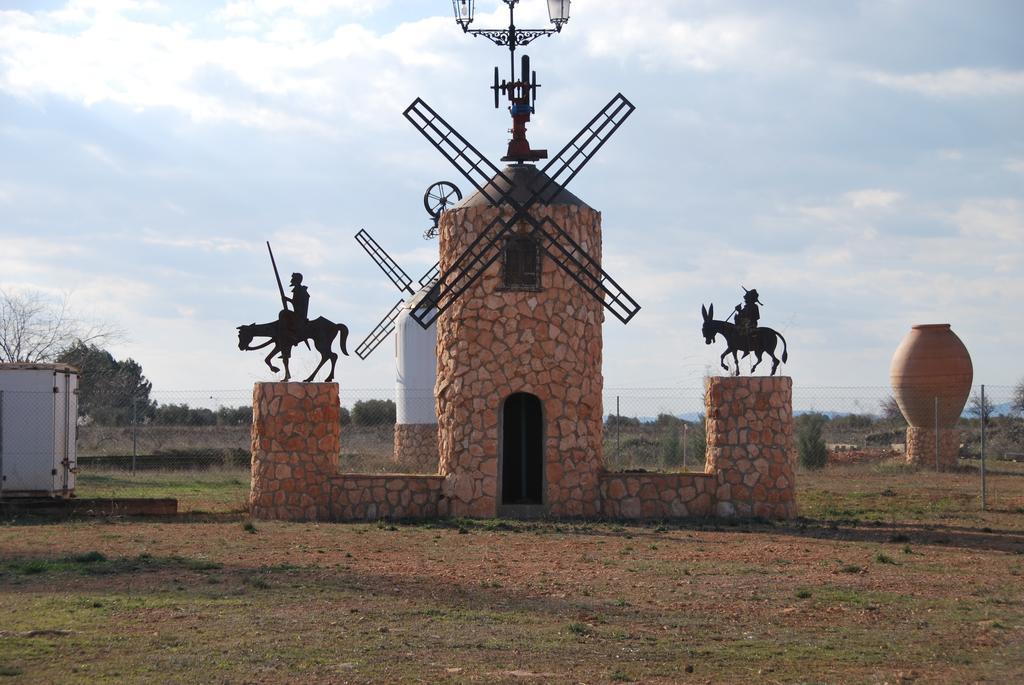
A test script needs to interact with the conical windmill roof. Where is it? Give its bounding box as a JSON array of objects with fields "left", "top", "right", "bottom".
[{"left": 455, "top": 164, "right": 592, "bottom": 210}]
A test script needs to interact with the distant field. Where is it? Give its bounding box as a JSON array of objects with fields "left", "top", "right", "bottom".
[
  {"left": 77, "top": 415, "right": 1023, "bottom": 475},
  {"left": 2, "top": 460, "right": 1021, "bottom": 683}
]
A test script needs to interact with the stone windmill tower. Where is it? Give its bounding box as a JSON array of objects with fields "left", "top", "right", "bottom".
[{"left": 403, "top": 54, "right": 640, "bottom": 517}]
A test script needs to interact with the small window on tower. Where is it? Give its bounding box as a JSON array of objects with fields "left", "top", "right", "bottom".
[{"left": 502, "top": 234, "right": 541, "bottom": 290}]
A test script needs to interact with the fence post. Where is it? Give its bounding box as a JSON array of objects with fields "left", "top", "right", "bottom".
[
  {"left": 610, "top": 393, "right": 618, "bottom": 466},
  {"left": 682, "top": 422, "right": 688, "bottom": 470},
  {"left": 0, "top": 391, "right": 4, "bottom": 497},
  {"left": 980, "top": 384, "right": 987, "bottom": 510},
  {"left": 934, "top": 396, "right": 939, "bottom": 470},
  {"left": 131, "top": 395, "right": 138, "bottom": 475}
]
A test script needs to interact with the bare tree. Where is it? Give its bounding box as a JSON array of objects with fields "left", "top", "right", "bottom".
[
  {"left": 967, "top": 390, "right": 995, "bottom": 426},
  {"left": 0, "top": 288, "right": 120, "bottom": 363},
  {"left": 1013, "top": 377, "right": 1024, "bottom": 417},
  {"left": 879, "top": 395, "right": 906, "bottom": 424}
]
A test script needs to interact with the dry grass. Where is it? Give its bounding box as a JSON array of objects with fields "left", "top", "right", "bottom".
[{"left": 1, "top": 461, "right": 1022, "bottom": 683}]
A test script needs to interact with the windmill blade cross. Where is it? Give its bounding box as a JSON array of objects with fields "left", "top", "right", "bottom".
[{"left": 405, "top": 94, "right": 637, "bottom": 329}]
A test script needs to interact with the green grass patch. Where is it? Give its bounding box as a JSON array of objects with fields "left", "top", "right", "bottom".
[
  {"left": 76, "top": 469, "right": 249, "bottom": 512},
  {"left": 1, "top": 553, "right": 222, "bottom": 577}
]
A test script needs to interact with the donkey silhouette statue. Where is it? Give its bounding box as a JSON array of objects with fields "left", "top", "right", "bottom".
[{"left": 701, "top": 303, "right": 788, "bottom": 376}]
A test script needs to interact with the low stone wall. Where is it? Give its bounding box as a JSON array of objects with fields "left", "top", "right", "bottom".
[
  {"left": 600, "top": 472, "right": 715, "bottom": 519},
  {"left": 393, "top": 423, "right": 439, "bottom": 473},
  {"left": 251, "top": 383, "right": 448, "bottom": 522},
  {"left": 250, "top": 382, "right": 340, "bottom": 521},
  {"left": 905, "top": 426, "right": 960, "bottom": 470},
  {"left": 252, "top": 379, "right": 799, "bottom": 522},
  {"left": 705, "top": 376, "right": 796, "bottom": 519},
  {"left": 329, "top": 474, "right": 445, "bottom": 521}
]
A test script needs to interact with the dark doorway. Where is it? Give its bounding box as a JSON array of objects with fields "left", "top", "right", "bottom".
[{"left": 501, "top": 393, "right": 543, "bottom": 505}]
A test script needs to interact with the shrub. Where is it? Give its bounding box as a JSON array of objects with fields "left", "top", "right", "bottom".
[
  {"left": 661, "top": 427, "right": 681, "bottom": 467},
  {"left": 351, "top": 399, "right": 396, "bottom": 426},
  {"left": 339, "top": 406, "right": 352, "bottom": 427},
  {"left": 797, "top": 413, "right": 829, "bottom": 470},
  {"left": 152, "top": 403, "right": 216, "bottom": 426},
  {"left": 605, "top": 414, "right": 640, "bottom": 429},
  {"left": 686, "top": 416, "right": 706, "bottom": 465}
]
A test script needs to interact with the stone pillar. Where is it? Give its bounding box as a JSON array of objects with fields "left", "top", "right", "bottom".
[
  {"left": 393, "top": 423, "right": 439, "bottom": 473},
  {"left": 705, "top": 376, "right": 796, "bottom": 519},
  {"left": 905, "top": 426, "right": 960, "bottom": 470},
  {"left": 250, "top": 382, "right": 340, "bottom": 521}
]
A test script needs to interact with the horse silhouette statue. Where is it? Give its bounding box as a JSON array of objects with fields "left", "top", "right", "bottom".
[
  {"left": 237, "top": 316, "right": 349, "bottom": 383},
  {"left": 701, "top": 303, "right": 788, "bottom": 376}
]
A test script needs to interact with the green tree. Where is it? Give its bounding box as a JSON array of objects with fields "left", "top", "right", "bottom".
[
  {"left": 216, "top": 406, "right": 252, "bottom": 426},
  {"left": 58, "top": 342, "right": 154, "bottom": 425},
  {"left": 339, "top": 406, "right": 351, "bottom": 427},
  {"left": 351, "top": 399, "right": 396, "bottom": 426},
  {"left": 796, "top": 412, "right": 829, "bottom": 470}
]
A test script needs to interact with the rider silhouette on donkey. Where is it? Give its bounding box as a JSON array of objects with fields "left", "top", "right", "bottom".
[{"left": 734, "top": 287, "right": 762, "bottom": 345}]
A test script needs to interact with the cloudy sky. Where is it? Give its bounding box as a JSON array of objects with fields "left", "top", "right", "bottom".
[{"left": 1, "top": 0, "right": 1022, "bottom": 397}]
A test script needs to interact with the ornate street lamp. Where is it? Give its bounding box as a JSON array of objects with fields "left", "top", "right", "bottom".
[{"left": 452, "top": 0, "right": 570, "bottom": 81}]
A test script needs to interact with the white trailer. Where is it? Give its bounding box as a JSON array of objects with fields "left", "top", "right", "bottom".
[{"left": 0, "top": 363, "right": 79, "bottom": 498}]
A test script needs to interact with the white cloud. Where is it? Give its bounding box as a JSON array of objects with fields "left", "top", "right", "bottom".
[
  {"left": 1004, "top": 158, "right": 1024, "bottom": 175},
  {"left": 952, "top": 198, "right": 1023, "bottom": 243},
  {"left": 215, "top": 0, "right": 380, "bottom": 22},
  {"left": 0, "top": 4, "right": 461, "bottom": 135},
  {"left": 860, "top": 68, "right": 1024, "bottom": 98},
  {"left": 140, "top": 231, "right": 255, "bottom": 253},
  {"left": 577, "top": 7, "right": 762, "bottom": 72},
  {"left": 81, "top": 142, "right": 124, "bottom": 173},
  {"left": 843, "top": 189, "right": 902, "bottom": 210}
]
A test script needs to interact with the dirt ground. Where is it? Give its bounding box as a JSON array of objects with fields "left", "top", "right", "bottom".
[{"left": 1, "top": 463, "right": 1022, "bottom": 684}]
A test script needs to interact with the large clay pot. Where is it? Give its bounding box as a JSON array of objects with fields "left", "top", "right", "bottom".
[{"left": 890, "top": 324, "right": 973, "bottom": 428}]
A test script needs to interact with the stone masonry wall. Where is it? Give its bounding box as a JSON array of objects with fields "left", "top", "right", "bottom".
[
  {"left": 600, "top": 473, "right": 715, "bottom": 519},
  {"left": 705, "top": 376, "right": 796, "bottom": 519},
  {"left": 435, "top": 203, "right": 605, "bottom": 517},
  {"left": 905, "top": 426, "right": 960, "bottom": 470},
  {"left": 251, "top": 382, "right": 340, "bottom": 521},
  {"left": 393, "top": 423, "right": 439, "bottom": 473},
  {"left": 329, "top": 474, "right": 445, "bottom": 521},
  {"left": 251, "top": 382, "right": 444, "bottom": 522}
]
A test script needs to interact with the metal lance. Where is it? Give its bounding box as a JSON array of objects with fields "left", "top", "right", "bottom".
[
  {"left": 267, "top": 241, "right": 311, "bottom": 351},
  {"left": 267, "top": 241, "right": 288, "bottom": 311}
]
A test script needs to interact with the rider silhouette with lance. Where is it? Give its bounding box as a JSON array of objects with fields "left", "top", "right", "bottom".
[
  {"left": 267, "top": 243, "right": 312, "bottom": 353},
  {"left": 234, "top": 243, "right": 349, "bottom": 383},
  {"left": 282, "top": 273, "right": 310, "bottom": 345}
]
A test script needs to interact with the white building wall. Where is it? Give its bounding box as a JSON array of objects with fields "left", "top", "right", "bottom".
[{"left": 395, "top": 289, "right": 437, "bottom": 426}]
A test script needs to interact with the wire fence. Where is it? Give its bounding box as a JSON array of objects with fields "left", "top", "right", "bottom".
[{"left": 1, "top": 382, "right": 1020, "bottom": 508}]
